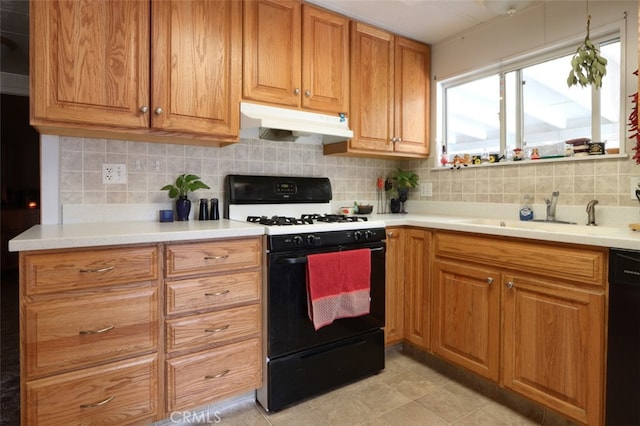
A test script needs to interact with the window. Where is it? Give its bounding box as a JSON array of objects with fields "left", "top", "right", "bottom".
[{"left": 441, "top": 37, "right": 621, "bottom": 162}]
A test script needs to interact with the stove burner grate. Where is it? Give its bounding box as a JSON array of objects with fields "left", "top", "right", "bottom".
[{"left": 246, "top": 214, "right": 368, "bottom": 226}]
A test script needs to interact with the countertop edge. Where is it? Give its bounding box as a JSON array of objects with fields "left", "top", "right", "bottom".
[{"left": 9, "top": 215, "right": 640, "bottom": 252}]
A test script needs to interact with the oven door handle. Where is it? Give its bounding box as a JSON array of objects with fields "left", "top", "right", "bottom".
[
  {"left": 276, "top": 246, "right": 384, "bottom": 265},
  {"left": 277, "top": 257, "right": 308, "bottom": 265}
]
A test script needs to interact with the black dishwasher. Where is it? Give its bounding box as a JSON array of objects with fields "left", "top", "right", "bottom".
[{"left": 606, "top": 248, "right": 640, "bottom": 426}]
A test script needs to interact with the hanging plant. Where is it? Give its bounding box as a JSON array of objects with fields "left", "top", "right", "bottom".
[
  {"left": 629, "top": 70, "right": 639, "bottom": 165},
  {"left": 567, "top": 15, "right": 608, "bottom": 89}
]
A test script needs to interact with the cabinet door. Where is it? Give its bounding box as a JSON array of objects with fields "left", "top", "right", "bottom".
[
  {"left": 152, "top": 0, "right": 241, "bottom": 137},
  {"left": 404, "top": 229, "right": 431, "bottom": 349},
  {"left": 384, "top": 228, "right": 405, "bottom": 345},
  {"left": 432, "top": 259, "right": 501, "bottom": 381},
  {"left": 243, "top": 0, "right": 301, "bottom": 107},
  {"left": 394, "top": 37, "right": 430, "bottom": 156},
  {"left": 502, "top": 275, "right": 605, "bottom": 425},
  {"left": 301, "top": 5, "right": 349, "bottom": 113},
  {"left": 31, "top": 0, "right": 150, "bottom": 128},
  {"left": 349, "top": 22, "right": 394, "bottom": 153}
]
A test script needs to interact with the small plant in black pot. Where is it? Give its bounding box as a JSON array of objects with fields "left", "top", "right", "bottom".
[
  {"left": 388, "top": 168, "right": 419, "bottom": 213},
  {"left": 161, "top": 173, "right": 210, "bottom": 221}
]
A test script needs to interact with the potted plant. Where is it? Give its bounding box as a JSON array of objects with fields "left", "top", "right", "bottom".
[
  {"left": 388, "top": 168, "right": 419, "bottom": 213},
  {"left": 161, "top": 173, "right": 210, "bottom": 221}
]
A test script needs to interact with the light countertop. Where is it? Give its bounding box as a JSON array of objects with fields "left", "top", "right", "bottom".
[{"left": 9, "top": 213, "right": 640, "bottom": 252}]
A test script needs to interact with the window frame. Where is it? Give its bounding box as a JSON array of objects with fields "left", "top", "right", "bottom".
[{"left": 436, "top": 21, "right": 626, "bottom": 166}]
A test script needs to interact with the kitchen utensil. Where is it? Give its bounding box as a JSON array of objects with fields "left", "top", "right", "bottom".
[{"left": 377, "top": 177, "right": 384, "bottom": 214}]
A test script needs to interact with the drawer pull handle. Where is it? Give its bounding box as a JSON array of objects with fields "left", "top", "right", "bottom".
[
  {"left": 79, "top": 325, "right": 115, "bottom": 335},
  {"left": 79, "top": 266, "right": 114, "bottom": 273},
  {"left": 506, "top": 281, "right": 514, "bottom": 289},
  {"left": 204, "top": 290, "right": 230, "bottom": 297},
  {"left": 80, "top": 395, "right": 115, "bottom": 408},
  {"left": 486, "top": 277, "right": 494, "bottom": 285},
  {"left": 205, "top": 369, "right": 230, "bottom": 379},
  {"left": 204, "top": 324, "right": 230, "bottom": 333},
  {"left": 204, "top": 254, "right": 229, "bottom": 260}
]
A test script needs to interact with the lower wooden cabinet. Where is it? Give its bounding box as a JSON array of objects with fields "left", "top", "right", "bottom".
[
  {"left": 432, "top": 259, "right": 501, "bottom": 381},
  {"left": 166, "top": 338, "right": 261, "bottom": 412},
  {"left": 24, "top": 354, "right": 158, "bottom": 426},
  {"left": 384, "top": 227, "right": 405, "bottom": 345},
  {"left": 502, "top": 274, "right": 605, "bottom": 426},
  {"left": 403, "top": 228, "right": 431, "bottom": 349}
]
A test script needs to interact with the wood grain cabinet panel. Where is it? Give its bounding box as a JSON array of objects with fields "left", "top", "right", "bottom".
[
  {"left": 432, "top": 259, "right": 501, "bottom": 381},
  {"left": 166, "top": 270, "right": 261, "bottom": 315},
  {"left": 23, "top": 245, "right": 158, "bottom": 295},
  {"left": 25, "top": 354, "right": 158, "bottom": 426},
  {"left": 165, "top": 237, "right": 262, "bottom": 278},
  {"left": 243, "top": 0, "right": 349, "bottom": 113},
  {"left": 166, "top": 304, "right": 260, "bottom": 353},
  {"left": 324, "top": 23, "right": 430, "bottom": 159},
  {"left": 166, "top": 338, "right": 261, "bottom": 412},
  {"left": 502, "top": 274, "right": 605, "bottom": 426},
  {"left": 384, "top": 227, "right": 405, "bottom": 345},
  {"left": 30, "top": 0, "right": 241, "bottom": 145},
  {"left": 24, "top": 287, "right": 158, "bottom": 378},
  {"left": 404, "top": 228, "right": 431, "bottom": 349}
]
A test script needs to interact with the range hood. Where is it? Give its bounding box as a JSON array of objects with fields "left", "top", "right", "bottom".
[{"left": 239, "top": 102, "right": 353, "bottom": 144}]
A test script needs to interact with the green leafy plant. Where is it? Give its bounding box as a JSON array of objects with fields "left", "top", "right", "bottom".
[
  {"left": 567, "top": 15, "right": 607, "bottom": 89},
  {"left": 391, "top": 168, "right": 419, "bottom": 189},
  {"left": 161, "top": 173, "right": 210, "bottom": 199}
]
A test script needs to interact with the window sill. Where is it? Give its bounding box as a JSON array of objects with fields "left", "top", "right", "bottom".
[{"left": 431, "top": 153, "right": 629, "bottom": 171}]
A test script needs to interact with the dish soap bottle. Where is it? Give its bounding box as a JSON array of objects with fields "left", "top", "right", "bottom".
[{"left": 519, "top": 194, "right": 534, "bottom": 221}]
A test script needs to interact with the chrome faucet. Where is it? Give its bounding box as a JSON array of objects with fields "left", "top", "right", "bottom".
[
  {"left": 545, "top": 191, "right": 560, "bottom": 221},
  {"left": 586, "top": 199, "right": 599, "bottom": 226}
]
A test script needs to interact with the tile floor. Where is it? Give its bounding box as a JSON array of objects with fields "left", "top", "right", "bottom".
[{"left": 203, "top": 348, "right": 569, "bottom": 426}]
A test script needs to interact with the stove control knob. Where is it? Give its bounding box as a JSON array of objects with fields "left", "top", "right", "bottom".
[
  {"left": 364, "top": 230, "right": 374, "bottom": 240},
  {"left": 292, "top": 236, "right": 303, "bottom": 246},
  {"left": 353, "top": 231, "right": 363, "bottom": 240},
  {"left": 306, "top": 235, "right": 317, "bottom": 245}
]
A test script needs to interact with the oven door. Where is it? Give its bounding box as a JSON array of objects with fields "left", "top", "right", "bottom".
[{"left": 267, "top": 241, "right": 385, "bottom": 359}]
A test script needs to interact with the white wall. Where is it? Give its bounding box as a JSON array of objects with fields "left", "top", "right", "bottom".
[{"left": 403, "top": 0, "right": 640, "bottom": 208}]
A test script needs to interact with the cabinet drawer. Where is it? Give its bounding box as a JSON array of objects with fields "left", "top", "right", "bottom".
[
  {"left": 25, "top": 354, "right": 158, "bottom": 426},
  {"left": 23, "top": 245, "right": 158, "bottom": 295},
  {"left": 166, "top": 270, "right": 261, "bottom": 315},
  {"left": 24, "top": 288, "right": 158, "bottom": 378},
  {"left": 165, "top": 237, "right": 262, "bottom": 278},
  {"left": 166, "top": 304, "right": 260, "bottom": 353},
  {"left": 166, "top": 338, "right": 261, "bottom": 411},
  {"left": 434, "top": 232, "right": 607, "bottom": 287}
]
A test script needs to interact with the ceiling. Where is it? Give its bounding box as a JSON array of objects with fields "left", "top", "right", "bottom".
[
  {"left": 305, "top": 0, "right": 540, "bottom": 44},
  {"left": 0, "top": 0, "right": 541, "bottom": 76}
]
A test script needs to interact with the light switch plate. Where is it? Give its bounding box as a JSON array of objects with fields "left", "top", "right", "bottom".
[
  {"left": 102, "top": 163, "right": 127, "bottom": 184},
  {"left": 420, "top": 182, "right": 433, "bottom": 197}
]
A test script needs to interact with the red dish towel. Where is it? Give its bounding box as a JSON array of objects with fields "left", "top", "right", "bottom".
[{"left": 306, "top": 248, "right": 371, "bottom": 330}]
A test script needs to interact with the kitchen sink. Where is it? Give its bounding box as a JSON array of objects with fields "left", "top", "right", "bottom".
[{"left": 456, "top": 218, "right": 622, "bottom": 235}]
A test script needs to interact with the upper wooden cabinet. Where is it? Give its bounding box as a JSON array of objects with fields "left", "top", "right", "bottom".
[
  {"left": 324, "top": 22, "right": 430, "bottom": 159},
  {"left": 30, "top": 0, "right": 241, "bottom": 146},
  {"left": 242, "top": 0, "right": 350, "bottom": 114}
]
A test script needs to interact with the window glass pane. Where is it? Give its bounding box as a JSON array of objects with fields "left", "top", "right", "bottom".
[
  {"left": 504, "top": 71, "right": 517, "bottom": 156},
  {"left": 522, "top": 54, "right": 592, "bottom": 157},
  {"left": 599, "top": 41, "right": 620, "bottom": 149},
  {"left": 445, "top": 75, "right": 500, "bottom": 156}
]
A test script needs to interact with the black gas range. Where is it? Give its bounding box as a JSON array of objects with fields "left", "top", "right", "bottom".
[{"left": 224, "top": 175, "right": 386, "bottom": 412}]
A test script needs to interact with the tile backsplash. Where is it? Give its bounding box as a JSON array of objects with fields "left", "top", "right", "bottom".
[{"left": 59, "top": 136, "right": 640, "bottom": 209}]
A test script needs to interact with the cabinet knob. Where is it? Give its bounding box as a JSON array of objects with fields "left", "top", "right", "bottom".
[
  {"left": 139, "top": 106, "right": 149, "bottom": 113},
  {"left": 305, "top": 90, "right": 311, "bottom": 97},
  {"left": 386, "top": 231, "right": 394, "bottom": 237},
  {"left": 506, "top": 281, "right": 514, "bottom": 289},
  {"left": 486, "top": 277, "right": 494, "bottom": 284},
  {"left": 154, "top": 107, "right": 163, "bottom": 115},
  {"left": 397, "top": 137, "right": 402, "bottom": 143},
  {"left": 294, "top": 88, "right": 301, "bottom": 95}
]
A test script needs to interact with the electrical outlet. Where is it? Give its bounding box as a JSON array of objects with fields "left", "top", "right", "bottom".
[
  {"left": 631, "top": 177, "right": 640, "bottom": 200},
  {"left": 420, "top": 182, "right": 433, "bottom": 197},
  {"left": 102, "top": 163, "right": 127, "bottom": 184}
]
